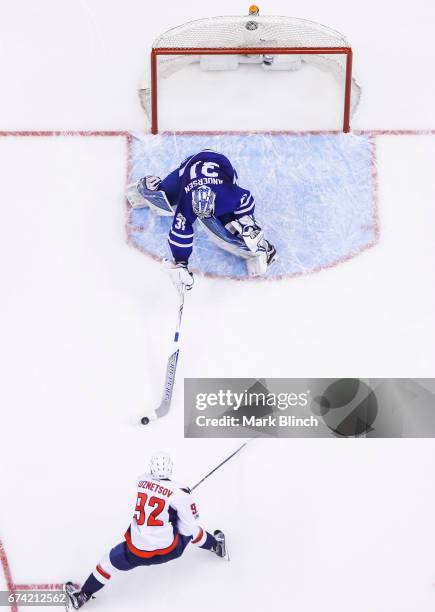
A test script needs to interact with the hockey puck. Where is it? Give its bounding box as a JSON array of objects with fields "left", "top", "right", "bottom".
[{"left": 140, "top": 416, "right": 150, "bottom": 425}]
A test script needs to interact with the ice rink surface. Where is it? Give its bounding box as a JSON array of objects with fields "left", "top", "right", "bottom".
[
  {"left": 1, "top": 1, "right": 435, "bottom": 611},
  {"left": 129, "top": 133, "right": 376, "bottom": 277}
]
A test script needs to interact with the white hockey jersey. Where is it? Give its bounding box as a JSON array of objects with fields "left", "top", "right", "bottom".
[{"left": 125, "top": 473, "right": 203, "bottom": 556}]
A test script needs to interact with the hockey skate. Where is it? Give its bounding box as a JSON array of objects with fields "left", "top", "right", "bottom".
[
  {"left": 213, "top": 530, "right": 229, "bottom": 561},
  {"left": 264, "top": 240, "right": 278, "bottom": 267},
  {"left": 64, "top": 582, "right": 91, "bottom": 610}
]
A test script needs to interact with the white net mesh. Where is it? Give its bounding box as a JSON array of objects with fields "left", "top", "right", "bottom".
[
  {"left": 153, "top": 15, "right": 350, "bottom": 50},
  {"left": 140, "top": 14, "right": 361, "bottom": 128}
]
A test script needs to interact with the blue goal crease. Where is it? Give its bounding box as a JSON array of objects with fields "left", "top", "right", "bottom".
[{"left": 127, "top": 133, "right": 377, "bottom": 280}]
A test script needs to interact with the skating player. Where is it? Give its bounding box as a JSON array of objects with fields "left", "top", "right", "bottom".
[{"left": 64, "top": 452, "right": 226, "bottom": 609}]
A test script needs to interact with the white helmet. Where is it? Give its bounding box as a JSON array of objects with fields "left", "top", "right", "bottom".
[{"left": 150, "top": 451, "right": 173, "bottom": 479}]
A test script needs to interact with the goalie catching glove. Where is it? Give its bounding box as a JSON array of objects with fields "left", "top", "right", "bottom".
[{"left": 163, "top": 259, "right": 194, "bottom": 294}]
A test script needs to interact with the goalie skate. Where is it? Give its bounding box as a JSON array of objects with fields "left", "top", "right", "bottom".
[{"left": 264, "top": 240, "right": 278, "bottom": 266}]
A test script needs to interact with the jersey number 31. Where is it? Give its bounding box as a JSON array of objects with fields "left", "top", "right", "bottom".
[{"left": 134, "top": 493, "right": 165, "bottom": 527}]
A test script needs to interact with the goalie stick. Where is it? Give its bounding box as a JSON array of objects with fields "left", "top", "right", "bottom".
[{"left": 141, "top": 289, "right": 185, "bottom": 424}]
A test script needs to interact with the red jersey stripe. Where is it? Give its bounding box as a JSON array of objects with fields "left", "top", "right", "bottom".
[
  {"left": 124, "top": 529, "right": 179, "bottom": 558},
  {"left": 96, "top": 564, "right": 111, "bottom": 580},
  {"left": 191, "top": 528, "right": 204, "bottom": 544}
]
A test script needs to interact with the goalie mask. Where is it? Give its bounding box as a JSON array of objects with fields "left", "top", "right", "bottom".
[{"left": 192, "top": 185, "right": 216, "bottom": 219}]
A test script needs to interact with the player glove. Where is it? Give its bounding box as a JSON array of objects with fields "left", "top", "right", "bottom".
[{"left": 163, "top": 259, "right": 194, "bottom": 294}]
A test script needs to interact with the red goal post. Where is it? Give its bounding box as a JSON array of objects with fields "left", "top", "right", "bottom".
[{"left": 141, "top": 12, "right": 361, "bottom": 134}]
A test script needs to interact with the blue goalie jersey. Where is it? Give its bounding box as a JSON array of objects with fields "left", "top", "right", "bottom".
[{"left": 159, "top": 150, "right": 255, "bottom": 263}]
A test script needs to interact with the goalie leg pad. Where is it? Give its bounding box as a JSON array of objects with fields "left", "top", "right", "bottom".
[
  {"left": 196, "top": 216, "right": 277, "bottom": 276},
  {"left": 247, "top": 251, "right": 268, "bottom": 276},
  {"left": 199, "top": 217, "right": 253, "bottom": 260}
]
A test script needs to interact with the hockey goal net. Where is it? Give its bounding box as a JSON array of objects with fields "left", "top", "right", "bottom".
[{"left": 140, "top": 7, "right": 361, "bottom": 133}]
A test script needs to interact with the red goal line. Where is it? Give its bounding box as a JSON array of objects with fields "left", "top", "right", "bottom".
[{"left": 0, "top": 130, "right": 435, "bottom": 138}]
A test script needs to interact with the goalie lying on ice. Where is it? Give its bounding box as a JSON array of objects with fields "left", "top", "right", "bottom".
[{"left": 126, "top": 149, "right": 277, "bottom": 289}]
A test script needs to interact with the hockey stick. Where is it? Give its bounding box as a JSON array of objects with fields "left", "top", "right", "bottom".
[
  {"left": 190, "top": 439, "right": 255, "bottom": 492},
  {"left": 141, "top": 289, "right": 185, "bottom": 425}
]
